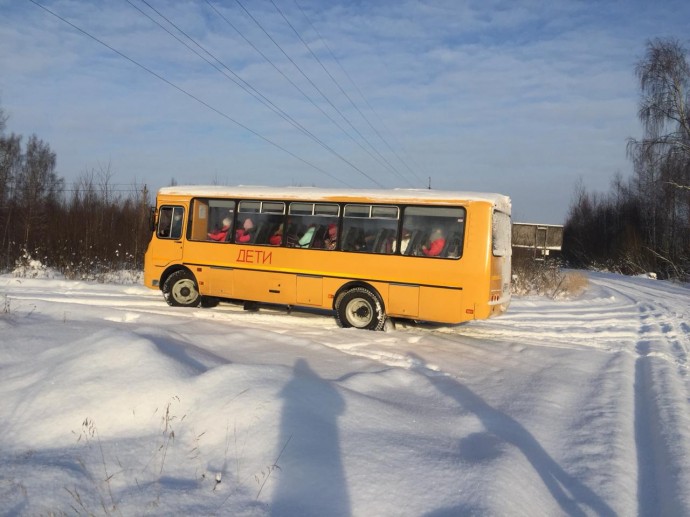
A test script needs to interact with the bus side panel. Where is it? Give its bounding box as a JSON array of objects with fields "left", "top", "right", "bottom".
[
  {"left": 296, "top": 275, "right": 323, "bottom": 306},
  {"left": 388, "top": 284, "right": 419, "bottom": 318},
  {"left": 452, "top": 205, "right": 499, "bottom": 321},
  {"left": 233, "top": 269, "right": 296, "bottom": 305},
  {"left": 205, "top": 266, "right": 234, "bottom": 298},
  {"left": 418, "top": 287, "right": 463, "bottom": 323}
]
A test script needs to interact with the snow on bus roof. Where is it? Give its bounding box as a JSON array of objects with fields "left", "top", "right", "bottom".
[{"left": 158, "top": 185, "right": 511, "bottom": 211}]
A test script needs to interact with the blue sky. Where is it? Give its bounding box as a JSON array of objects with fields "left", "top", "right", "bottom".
[{"left": 1, "top": 0, "right": 688, "bottom": 224}]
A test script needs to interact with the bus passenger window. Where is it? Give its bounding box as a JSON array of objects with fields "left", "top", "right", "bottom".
[
  {"left": 189, "top": 198, "right": 235, "bottom": 243},
  {"left": 288, "top": 202, "right": 340, "bottom": 249},
  {"left": 342, "top": 204, "right": 398, "bottom": 254},
  {"left": 237, "top": 200, "right": 285, "bottom": 245},
  {"left": 402, "top": 206, "right": 465, "bottom": 258}
]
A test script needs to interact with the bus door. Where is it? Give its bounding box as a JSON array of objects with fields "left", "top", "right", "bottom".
[{"left": 153, "top": 205, "right": 186, "bottom": 265}]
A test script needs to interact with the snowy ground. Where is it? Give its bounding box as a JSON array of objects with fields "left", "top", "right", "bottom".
[{"left": 1, "top": 270, "right": 689, "bottom": 516}]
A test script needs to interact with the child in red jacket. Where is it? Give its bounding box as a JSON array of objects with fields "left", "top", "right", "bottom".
[
  {"left": 208, "top": 217, "right": 232, "bottom": 241},
  {"left": 422, "top": 228, "right": 445, "bottom": 257}
]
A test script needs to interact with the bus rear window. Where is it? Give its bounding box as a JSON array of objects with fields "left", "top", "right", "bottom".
[{"left": 492, "top": 211, "right": 512, "bottom": 257}]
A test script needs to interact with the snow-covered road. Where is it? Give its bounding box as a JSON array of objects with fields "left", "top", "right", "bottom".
[{"left": 1, "top": 271, "right": 689, "bottom": 516}]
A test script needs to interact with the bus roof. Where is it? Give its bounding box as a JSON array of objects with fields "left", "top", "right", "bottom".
[{"left": 158, "top": 185, "right": 511, "bottom": 212}]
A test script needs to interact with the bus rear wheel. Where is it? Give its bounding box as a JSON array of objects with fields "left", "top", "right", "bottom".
[
  {"left": 335, "top": 287, "right": 386, "bottom": 331},
  {"left": 163, "top": 270, "right": 200, "bottom": 307}
]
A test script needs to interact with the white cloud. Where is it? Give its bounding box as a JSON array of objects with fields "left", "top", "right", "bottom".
[{"left": 1, "top": 0, "right": 688, "bottom": 223}]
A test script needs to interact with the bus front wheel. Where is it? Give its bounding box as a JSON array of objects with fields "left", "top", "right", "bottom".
[
  {"left": 335, "top": 287, "right": 386, "bottom": 331},
  {"left": 163, "top": 270, "right": 200, "bottom": 307}
]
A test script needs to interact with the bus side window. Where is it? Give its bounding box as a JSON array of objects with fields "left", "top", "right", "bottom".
[
  {"left": 157, "top": 208, "right": 172, "bottom": 237},
  {"left": 238, "top": 201, "right": 286, "bottom": 246},
  {"left": 342, "top": 204, "right": 398, "bottom": 254},
  {"left": 287, "top": 202, "right": 339, "bottom": 249},
  {"left": 157, "top": 206, "right": 184, "bottom": 239},
  {"left": 402, "top": 206, "right": 465, "bottom": 258}
]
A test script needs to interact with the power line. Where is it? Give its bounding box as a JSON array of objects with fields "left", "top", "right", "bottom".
[
  {"left": 271, "top": 0, "right": 412, "bottom": 187},
  {"left": 27, "top": 0, "right": 352, "bottom": 188},
  {"left": 128, "top": 0, "right": 383, "bottom": 187},
  {"left": 293, "top": 0, "right": 427, "bottom": 187},
  {"left": 204, "top": 0, "right": 388, "bottom": 187},
  {"left": 231, "top": 0, "right": 396, "bottom": 185}
]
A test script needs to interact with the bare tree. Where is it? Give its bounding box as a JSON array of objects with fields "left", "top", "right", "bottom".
[
  {"left": 14, "top": 134, "right": 63, "bottom": 245},
  {"left": 0, "top": 134, "right": 21, "bottom": 205},
  {"left": 0, "top": 105, "right": 22, "bottom": 267},
  {"left": 0, "top": 105, "right": 6, "bottom": 134},
  {"left": 624, "top": 39, "right": 690, "bottom": 276},
  {"left": 629, "top": 39, "right": 690, "bottom": 164}
]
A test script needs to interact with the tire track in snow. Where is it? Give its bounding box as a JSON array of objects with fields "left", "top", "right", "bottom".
[
  {"left": 411, "top": 274, "right": 690, "bottom": 515},
  {"left": 596, "top": 279, "right": 690, "bottom": 515}
]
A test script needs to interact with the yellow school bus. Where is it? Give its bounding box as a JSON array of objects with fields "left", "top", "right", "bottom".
[{"left": 144, "top": 186, "right": 511, "bottom": 330}]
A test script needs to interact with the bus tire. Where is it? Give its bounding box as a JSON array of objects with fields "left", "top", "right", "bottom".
[
  {"left": 163, "top": 270, "right": 201, "bottom": 307},
  {"left": 335, "top": 287, "right": 386, "bottom": 331}
]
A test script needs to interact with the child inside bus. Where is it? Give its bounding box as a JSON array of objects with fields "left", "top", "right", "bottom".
[
  {"left": 324, "top": 223, "right": 338, "bottom": 250},
  {"left": 208, "top": 217, "right": 232, "bottom": 241},
  {"left": 236, "top": 218, "right": 255, "bottom": 243},
  {"left": 269, "top": 224, "right": 284, "bottom": 246},
  {"left": 422, "top": 228, "right": 445, "bottom": 257},
  {"left": 297, "top": 225, "right": 316, "bottom": 247}
]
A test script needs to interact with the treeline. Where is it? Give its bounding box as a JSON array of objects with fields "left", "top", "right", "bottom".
[
  {"left": 0, "top": 107, "right": 152, "bottom": 276},
  {"left": 563, "top": 38, "right": 690, "bottom": 280}
]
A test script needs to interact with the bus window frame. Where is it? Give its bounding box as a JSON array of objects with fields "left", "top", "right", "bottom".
[{"left": 157, "top": 205, "right": 185, "bottom": 240}]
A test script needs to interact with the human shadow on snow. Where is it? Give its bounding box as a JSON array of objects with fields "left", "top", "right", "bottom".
[
  {"left": 407, "top": 353, "right": 616, "bottom": 517},
  {"left": 270, "top": 358, "right": 350, "bottom": 516},
  {"left": 142, "top": 332, "right": 232, "bottom": 375}
]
